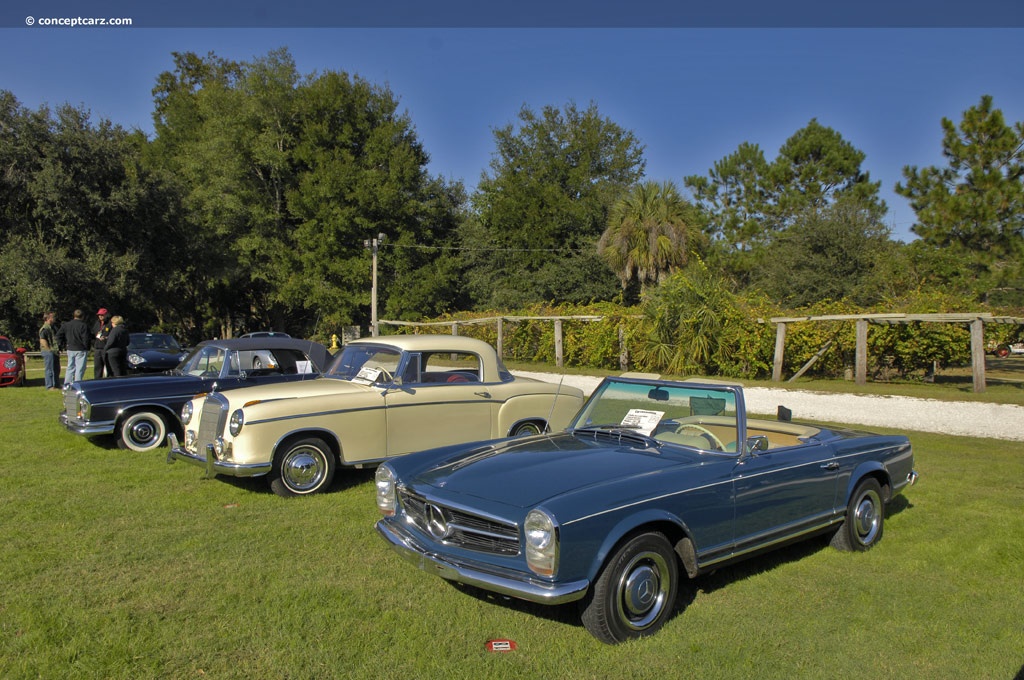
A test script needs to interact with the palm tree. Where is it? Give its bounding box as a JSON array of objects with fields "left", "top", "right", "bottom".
[{"left": 598, "top": 180, "right": 696, "bottom": 296}]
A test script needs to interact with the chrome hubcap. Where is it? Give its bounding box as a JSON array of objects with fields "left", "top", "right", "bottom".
[
  {"left": 853, "top": 491, "right": 881, "bottom": 544},
  {"left": 283, "top": 447, "right": 326, "bottom": 492},
  {"left": 617, "top": 552, "right": 670, "bottom": 630},
  {"left": 129, "top": 420, "right": 158, "bottom": 446}
]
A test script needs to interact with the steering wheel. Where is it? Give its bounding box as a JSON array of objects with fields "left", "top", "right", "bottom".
[
  {"left": 675, "top": 423, "right": 726, "bottom": 451},
  {"left": 367, "top": 365, "right": 393, "bottom": 384}
]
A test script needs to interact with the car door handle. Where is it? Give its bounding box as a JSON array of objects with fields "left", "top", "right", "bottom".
[
  {"left": 820, "top": 461, "right": 840, "bottom": 471},
  {"left": 474, "top": 391, "right": 491, "bottom": 398}
]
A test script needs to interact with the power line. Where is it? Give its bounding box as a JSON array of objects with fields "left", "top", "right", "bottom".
[{"left": 382, "top": 243, "right": 592, "bottom": 254}]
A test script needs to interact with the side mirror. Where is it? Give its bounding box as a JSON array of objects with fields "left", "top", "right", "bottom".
[{"left": 745, "top": 435, "right": 769, "bottom": 454}]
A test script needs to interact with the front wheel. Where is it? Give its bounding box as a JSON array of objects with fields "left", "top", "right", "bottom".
[
  {"left": 832, "top": 478, "right": 884, "bottom": 551},
  {"left": 580, "top": 532, "right": 679, "bottom": 644},
  {"left": 118, "top": 411, "right": 168, "bottom": 452},
  {"left": 269, "top": 437, "right": 336, "bottom": 497}
]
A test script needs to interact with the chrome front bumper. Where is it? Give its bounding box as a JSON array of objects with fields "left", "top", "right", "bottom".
[
  {"left": 166, "top": 433, "right": 272, "bottom": 479},
  {"left": 375, "top": 518, "right": 590, "bottom": 606},
  {"left": 59, "top": 412, "right": 115, "bottom": 436}
]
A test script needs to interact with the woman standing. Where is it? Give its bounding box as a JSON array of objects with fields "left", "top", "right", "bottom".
[{"left": 104, "top": 316, "right": 131, "bottom": 377}]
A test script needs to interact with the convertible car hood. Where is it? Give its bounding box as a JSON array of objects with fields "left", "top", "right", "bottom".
[{"left": 412, "top": 432, "right": 708, "bottom": 509}]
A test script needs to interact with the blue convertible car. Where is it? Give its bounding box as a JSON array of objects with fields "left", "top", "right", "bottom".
[{"left": 376, "top": 375, "right": 918, "bottom": 644}]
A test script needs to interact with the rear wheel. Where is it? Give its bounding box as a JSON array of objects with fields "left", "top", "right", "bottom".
[
  {"left": 118, "top": 411, "right": 168, "bottom": 452},
  {"left": 580, "top": 532, "right": 679, "bottom": 644},
  {"left": 269, "top": 437, "right": 336, "bottom": 497},
  {"left": 510, "top": 420, "right": 544, "bottom": 437},
  {"left": 832, "top": 478, "right": 884, "bottom": 551}
]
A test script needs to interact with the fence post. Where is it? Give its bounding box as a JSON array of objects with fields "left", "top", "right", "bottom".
[
  {"left": 619, "top": 324, "right": 628, "bottom": 371},
  {"left": 554, "top": 319, "right": 563, "bottom": 369},
  {"left": 971, "top": 318, "right": 986, "bottom": 393},
  {"left": 496, "top": 317, "right": 504, "bottom": 358},
  {"left": 772, "top": 322, "right": 787, "bottom": 382},
  {"left": 855, "top": 319, "right": 868, "bottom": 385}
]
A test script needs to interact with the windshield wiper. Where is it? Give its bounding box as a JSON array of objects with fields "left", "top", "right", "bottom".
[{"left": 572, "top": 424, "right": 660, "bottom": 449}]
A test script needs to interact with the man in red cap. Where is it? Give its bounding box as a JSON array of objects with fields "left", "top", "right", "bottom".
[{"left": 92, "top": 308, "right": 112, "bottom": 379}]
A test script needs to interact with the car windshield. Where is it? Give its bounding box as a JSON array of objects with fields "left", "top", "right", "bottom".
[
  {"left": 326, "top": 344, "right": 402, "bottom": 384},
  {"left": 179, "top": 346, "right": 229, "bottom": 376},
  {"left": 571, "top": 378, "right": 740, "bottom": 452},
  {"left": 128, "top": 333, "right": 181, "bottom": 351},
  {"left": 178, "top": 345, "right": 318, "bottom": 377},
  {"left": 0, "top": 338, "right": 13, "bottom": 353}
]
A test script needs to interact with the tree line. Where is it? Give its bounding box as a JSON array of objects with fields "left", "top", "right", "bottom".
[{"left": 1, "top": 47, "right": 1021, "bottom": 348}]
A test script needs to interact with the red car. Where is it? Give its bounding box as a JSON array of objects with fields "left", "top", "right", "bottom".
[{"left": 0, "top": 336, "right": 27, "bottom": 387}]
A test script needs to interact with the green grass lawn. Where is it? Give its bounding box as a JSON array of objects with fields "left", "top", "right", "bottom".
[{"left": 2, "top": 366, "right": 1023, "bottom": 679}]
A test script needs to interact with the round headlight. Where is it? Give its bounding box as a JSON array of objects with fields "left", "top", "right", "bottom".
[
  {"left": 375, "top": 465, "right": 397, "bottom": 516},
  {"left": 128, "top": 353, "right": 144, "bottom": 366},
  {"left": 228, "top": 409, "right": 244, "bottom": 436},
  {"left": 180, "top": 401, "right": 193, "bottom": 425},
  {"left": 3, "top": 358, "right": 16, "bottom": 369},
  {"left": 77, "top": 395, "right": 91, "bottom": 420},
  {"left": 524, "top": 508, "right": 559, "bottom": 577}
]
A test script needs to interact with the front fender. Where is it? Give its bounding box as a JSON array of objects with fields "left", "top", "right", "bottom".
[
  {"left": 566, "top": 507, "right": 690, "bottom": 584},
  {"left": 115, "top": 402, "right": 183, "bottom": 426},
  {"left": 270, "top": 427, "right": 346, "bottom": 464}
]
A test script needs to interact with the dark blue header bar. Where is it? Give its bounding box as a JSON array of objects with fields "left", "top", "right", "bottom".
[{"left": 6, "top": 0, "right": 1024, "bottom": 28}]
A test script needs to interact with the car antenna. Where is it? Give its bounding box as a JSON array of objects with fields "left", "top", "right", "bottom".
[
  {"left": 544, "top": 370, "right": 568, "bottom": 434},
  {"left": 310, "top": 311, "right": 323, "bottom": 377}
]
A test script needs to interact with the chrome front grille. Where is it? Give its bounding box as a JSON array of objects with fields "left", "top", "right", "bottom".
[
  {"left": 63, "top": 390, "right": 78, "bottom": 416},
  {"left": 399, "top": 489, "right": 520, "bottom": 556},
  {"left": 196, "top": 393, "right": 229, "bottom": 449}
]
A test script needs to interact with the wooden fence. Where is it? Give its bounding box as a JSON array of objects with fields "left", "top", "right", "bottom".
[
  {"left": 380, "top": 315, "right": 634, "bottom": 370},
  {"left": 382, "top": 312, "right": 1022, "bottom": 392},
  {"left": 769, "top": 313, "right": 1024, "bottom": 393}
]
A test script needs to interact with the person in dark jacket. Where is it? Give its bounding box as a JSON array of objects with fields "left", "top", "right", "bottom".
[
  {"left": 104, "top": 316, "right": 131, "bottom": 377},
  {"left": 92, "top": 308, "right": 112, "bottom": 379},
  {"left": 56, "top": 309, "right": 90, "bottom": 386}
]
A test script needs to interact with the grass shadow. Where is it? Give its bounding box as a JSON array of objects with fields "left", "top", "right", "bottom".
[
  {"left": 444, "top": 494, "right": 917, "bottom": 637},
  {"left": 445, "top": 532, "right": 834, "bottom": 637},
  {"left": 214, "top": 465, "right": 375, "bottom": 496}
]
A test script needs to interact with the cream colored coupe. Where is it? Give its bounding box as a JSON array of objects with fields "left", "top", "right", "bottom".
[{"left": 167, "top": 335, "right": 585, "bottom": 496}]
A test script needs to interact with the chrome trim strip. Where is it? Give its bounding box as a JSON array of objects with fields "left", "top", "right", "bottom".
[
  {"left": 245, "top": 397, "right": 503, "bottom": 427},
  {"left": 697, "top": 516, "right": 842, "bottom": 569},
  {"left": 376, "top": 519, "right": 589, "bottom": 605},
  {"left": 565, "top": 476, "right": 734, "bottom": 526}
]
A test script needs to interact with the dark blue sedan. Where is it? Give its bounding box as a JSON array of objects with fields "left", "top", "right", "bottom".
[
  {"left": 61, "top": 337, "right": 331, "bottom": 452},
  {"left": 375, "top": 375, "right": 918, "bottom": 644},
  {"left": 127, "top": 333, "right": 190, "bottom": 373}
]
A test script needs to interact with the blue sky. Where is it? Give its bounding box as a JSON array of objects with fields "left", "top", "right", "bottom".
[{"left": 2, "top": 22, "right": 1023, "bottom": 242}]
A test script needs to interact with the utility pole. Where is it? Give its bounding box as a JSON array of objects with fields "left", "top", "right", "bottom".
[{"left": 364, "top": 233, "right": 386, "bottom": 336}]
